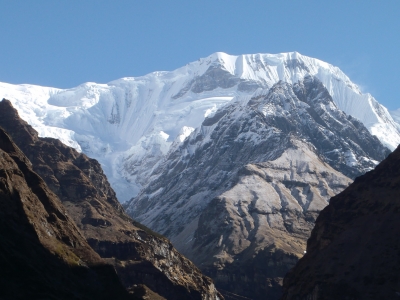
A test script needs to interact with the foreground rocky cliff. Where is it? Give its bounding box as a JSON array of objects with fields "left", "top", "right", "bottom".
[
  {"left": 127, "top": 76, "right": 389, "bottom": 299},
  {"left": 0, "top": 127, "right": 135, "bottom": 299},
  {"left": 281, "top": 144, "right": 400, "bottom": 299},
  {"left": 0, "top": 99, "right": 222, "bottom": 300}
]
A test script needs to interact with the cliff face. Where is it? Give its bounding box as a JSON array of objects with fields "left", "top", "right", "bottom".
[
  {"left": 0, "top": 127, "right": 134, "bottom": 299},
  {"left": 127, "top": 77, "right": 388, "bottom": 299},
  {"left": 191, "top": 142, "right": 351, "bottom": 300},
  {"left": 0, "top": 99, "right": 222, "bottom": 300},
  {"left": 281, "top": 144, "right": 400, "bottom": 299}
]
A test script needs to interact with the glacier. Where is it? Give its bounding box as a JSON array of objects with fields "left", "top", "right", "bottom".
[{"left": 0, "top": 52, "right": 399, "bottom": 202}]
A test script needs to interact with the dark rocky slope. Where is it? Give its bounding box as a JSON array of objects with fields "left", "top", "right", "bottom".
[
  {"left": 0, "top": 99, "right": 222, "bottom": 300},
  {"left": 281, "top": 144, "right": 400, "bottom": 299},
  {"left": 0, "top": 127, "right": 134, "bottom": 299}
]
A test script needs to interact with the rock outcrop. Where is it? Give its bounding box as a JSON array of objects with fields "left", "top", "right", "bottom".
[
  {"left": 0, "top": 99, "right": 222, "bottom": 300},
  {"left": 191, "top": 142, "right": 351, "bottom": 299},
  {"left": 281, "top": 144, "right": 400, "bottom": 299},
  {"left": 0, "top": 126, "right": 134, "bottom": 299}
]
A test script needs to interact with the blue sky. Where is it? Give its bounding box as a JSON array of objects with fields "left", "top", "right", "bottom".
[{"left": 0, "top": 1, "right": 399, "bottom": 110}]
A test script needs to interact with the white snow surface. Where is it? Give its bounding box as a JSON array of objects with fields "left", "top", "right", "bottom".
[
  {"left": 390, "top": 108, "right": 400, "bottom": 131},
  {"left": 1, "top": 52, "right": 399, "bottom": 202}
]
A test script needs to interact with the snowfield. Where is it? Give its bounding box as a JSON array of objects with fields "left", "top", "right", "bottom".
[{"left": 0, "top": 52, "right": 399, "bottom": 202}]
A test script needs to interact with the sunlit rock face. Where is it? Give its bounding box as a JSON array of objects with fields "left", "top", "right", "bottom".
[{"left": 126, "top": 76, "right": 389, "bottom": 299}]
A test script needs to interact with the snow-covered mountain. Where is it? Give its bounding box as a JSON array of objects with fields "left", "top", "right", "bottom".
[
  {"left": 127, "top": 76, "right": 390, "bottom": 233},
  {"left": 391, "top": 108, "right": 400, "bottom": 129},
  {"left": 0, "top": 52, "right": 399, "bottom": 202},
  {"left": 125, "top": 76, "right": 390, "bottom": 299}
]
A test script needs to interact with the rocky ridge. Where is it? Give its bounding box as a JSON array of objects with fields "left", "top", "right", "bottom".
[
  {"left": 0, "top": 125, "right": 134, "bottom": 299},
  {"left": 281, "top": 144, "right": 400, "bottom": 300},
  {"left": 0, "top": 99, "right": 222, "bottom": 300},
  {"left": 126, "top": 76, "right": 390, "bottom": 299}
]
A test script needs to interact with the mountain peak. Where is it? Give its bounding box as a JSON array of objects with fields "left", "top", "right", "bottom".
[{"left": 1, "top": 51, "right": 399, "bottom": 202}]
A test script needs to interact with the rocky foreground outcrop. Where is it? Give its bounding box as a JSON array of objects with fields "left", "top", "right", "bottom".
[
  {"left": 0, "top": 99, "right": 222, "bottom": 300},
  {"left": 281, "top": 144, "right": 400, "bottom": 299},
  {"left": 0, "top": 127, "right": 134, "bottom": 299}
]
